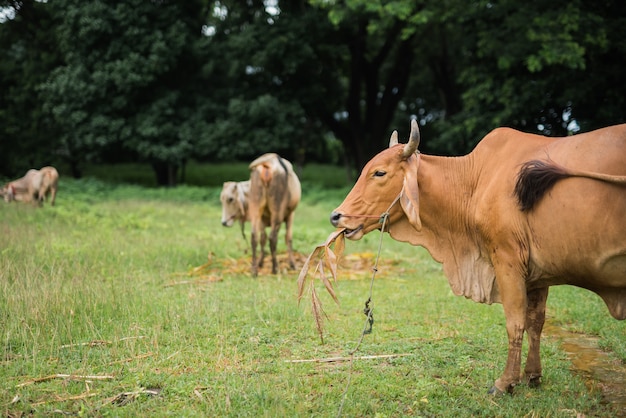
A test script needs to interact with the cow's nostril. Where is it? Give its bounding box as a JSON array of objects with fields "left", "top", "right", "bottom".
[{"left": 330, "top": 211, "right": 342, "bottom": 227}]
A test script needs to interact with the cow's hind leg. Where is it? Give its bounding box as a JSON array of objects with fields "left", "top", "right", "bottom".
[
  {"left": 250, "top": 222, "right": 262, "bottom": 277},
  {"left": 50, "top": 186, "right": 57, "bottom": 206},
  {"left": 524, "top": 287, "right": 548, "bottom": 387},
  {"left": 259, "top": 229, "right": 267, "bottom": 268},
  {"left": 284, "top": 212, "right": 296, "bottom": 270},
  {"left": 268, "top": 222, "right": 281, "bottom": 274}
]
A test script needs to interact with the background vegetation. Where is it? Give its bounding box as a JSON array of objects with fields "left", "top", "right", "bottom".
[
  {"left": 1, "top": 164, "right": 624, "bottom": 417},
  {"left": 1, "top": 0, "right": 625, "bottom": 184}
]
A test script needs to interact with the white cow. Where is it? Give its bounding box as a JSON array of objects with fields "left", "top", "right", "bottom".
[{"left": 1, "top": 166, "right": 59, "bottom": 206}]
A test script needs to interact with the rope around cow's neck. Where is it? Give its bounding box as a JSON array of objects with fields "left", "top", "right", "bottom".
[{"left": 336, "top": 193, "right": 400, "bottom": 418}]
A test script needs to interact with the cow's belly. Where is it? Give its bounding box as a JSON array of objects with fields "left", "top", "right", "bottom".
[{"left": 526, "top": 178, "right": 626, "bottom": 289}]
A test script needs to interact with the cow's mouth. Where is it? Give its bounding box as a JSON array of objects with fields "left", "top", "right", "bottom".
[{"left": 343, "top": 225, "right": 363, "bottom": 239}]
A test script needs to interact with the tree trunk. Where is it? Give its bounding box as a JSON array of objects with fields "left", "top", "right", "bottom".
[{"left": 152, "top": 162, "right": 178, "bottom": 187}]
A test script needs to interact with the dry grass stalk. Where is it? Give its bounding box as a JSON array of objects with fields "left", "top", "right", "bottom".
[
  {"left": 30, "top": 391, "right": 98, "bottom": 406},
  {"left": 104, "top": 388, "right": 160, "bottom": 406},
  {"left": 60, "top": 340, "right": 111, "bottom": 349},
  {"left": 285, "top": 353, "right": 413, "bottom": 363},
  {"left": 16, "top": 374, "right": 115, "bottom": 387},
  {"left": 297, "top": 228, "right": 346, "bottom": 341},
  {"left": 163, "top": 277, "right": 222, "bottom": 287},
  {"left": 107, "top": 352, "right": 155, "bottom": 365}
]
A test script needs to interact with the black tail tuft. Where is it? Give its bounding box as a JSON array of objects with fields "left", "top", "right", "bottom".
[{"left": 514, "top": 160, "right": 570, "bottom": 211}]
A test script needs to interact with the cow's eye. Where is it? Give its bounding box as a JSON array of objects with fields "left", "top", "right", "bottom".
[
  {"left": 227, "top": 198, "right": 234, "bottom": 203},
  {"left": 374, "top": 170, "right": 386, "bottom": 177}
]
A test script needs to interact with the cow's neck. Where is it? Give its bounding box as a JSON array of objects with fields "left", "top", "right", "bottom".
[
  {"left": 408, "top": 153, "right": 499, "bottom": 304},
  {"left": 417, "top": 155, "right": 478, "bottom": 255},
  {"left": 417, "top": 154, "right": 477, "bottom": 235}
]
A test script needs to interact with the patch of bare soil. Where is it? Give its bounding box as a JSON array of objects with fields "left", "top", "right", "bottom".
[{"left": 544, "top": 322, "right": 626, "bottom": 416}]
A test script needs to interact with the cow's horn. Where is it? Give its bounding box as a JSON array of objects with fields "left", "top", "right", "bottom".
[
  {"left": 389, "top": 130, "right": 399, "bottom": 147},
  {"left": 402, "top": 119, "right": 421, "bottom": 158}
]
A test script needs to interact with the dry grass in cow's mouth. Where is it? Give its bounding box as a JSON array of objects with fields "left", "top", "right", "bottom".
[
  {"left": 296, "top": 228, "right": 347, "bottom": 342},
  {"left": 343, "top": 225, "right": 363, "bottom": 239}
]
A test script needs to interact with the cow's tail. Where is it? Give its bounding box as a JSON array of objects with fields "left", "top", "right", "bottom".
[
  {"left": 277, "top": 156, "right": 290, "bottom": 187},
  {"left": 515, "top": 159, "right": 626, "bottom": 211}
]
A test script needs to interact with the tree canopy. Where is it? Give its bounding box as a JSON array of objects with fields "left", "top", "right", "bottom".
[{"left": 1, "top": 0, "right": 624, "bottom": 184}]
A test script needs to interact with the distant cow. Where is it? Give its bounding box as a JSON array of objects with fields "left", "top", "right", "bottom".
[
  {"left": 1, "top": 166, "right": 59, "bottom": 206},
  {"left": 248, "top": 153, "right": 301, "bottom": 276},
  {"left": 330, "top": 120, "right": 626, "bottom": 395},
  {"left": 220, "top": 180, "right": 252, "bottom": 239}
]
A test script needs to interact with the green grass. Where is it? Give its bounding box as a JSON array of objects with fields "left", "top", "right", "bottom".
[{"left": 1, "top": 167, "right": 624, "bottom": 417}]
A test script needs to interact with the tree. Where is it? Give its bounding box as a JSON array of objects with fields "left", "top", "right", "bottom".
[
  {"left": 196, "top": 0, "right": 324, "bottom": 167},
  {"left": 435, "top": 0, "right": 626, "bottom": 152},
  {"left": 2, "top": 0, "right": 625, "bottom": 183},
  {"left": 39, "top": 0, "right": 209, "bottom": 184},
  {"left": 309, "top": 0, "right": 625, "bottom": 164},
  {"left": 0, "top": 0, "right": 62, "bottom": 177},
  {"left": 200, "top": 1, "right": 427, "bottom": 173}
]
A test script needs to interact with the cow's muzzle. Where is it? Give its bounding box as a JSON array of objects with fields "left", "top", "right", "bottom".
[{"left": 330, "top": 211, "right": 364, "bottom": 238}]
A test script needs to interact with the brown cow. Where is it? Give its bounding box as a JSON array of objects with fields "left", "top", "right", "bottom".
[
  {"left": 248, "top": 153, "right": 301, "bottom": 276},
  {"left": 1, "top": 166, "right": 59, "bottom": 206},
  {"left": 330, "top": 120, "right": 626, "bottom": 395}
]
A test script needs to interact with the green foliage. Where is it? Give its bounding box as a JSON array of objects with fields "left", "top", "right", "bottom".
[
  {"left": 206, "top": 95, "right": 308, "bottom": 160},
  {"left": 1, "top": 0, "right": 625, "bottom": 181},
  {"left": 0, "top": 0, "right": 61, "bottom": 176},
  {"left": 37, "top": 0, "right": 209, "bottom": 178}
]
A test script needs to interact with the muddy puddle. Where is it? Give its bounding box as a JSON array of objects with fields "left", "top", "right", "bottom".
[{"left": 544, "top": 322, "right": 626, "bottom": 416}]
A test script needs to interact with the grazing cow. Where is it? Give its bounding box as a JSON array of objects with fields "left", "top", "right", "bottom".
[
  {"left": 248, "top": 153, "right": 301, "bottom": 276},
  {"left": 330, "top": 120, "right": 626, "bottom": 395},
  {"left": 1, "top": 166, "right": 59, "bottom": 206},
  {"left": 220, "top": 180, "right": 253, "bottom": 241}
]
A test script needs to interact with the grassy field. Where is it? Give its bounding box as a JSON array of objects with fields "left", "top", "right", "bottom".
[{"left": 1, "top": 164, "right": 624, "bottom": 417}]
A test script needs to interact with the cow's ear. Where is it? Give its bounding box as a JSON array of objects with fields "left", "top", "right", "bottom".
[{"left": 399, "top": 157, "right": 422, "bottom": 231}]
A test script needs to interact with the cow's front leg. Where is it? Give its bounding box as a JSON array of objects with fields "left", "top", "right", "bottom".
[
  {"left": 489, "top": 263, "right": 527, "bottom": 395},
  {"left": 524, "top": 287, "right": 548, "bottom": 387}
]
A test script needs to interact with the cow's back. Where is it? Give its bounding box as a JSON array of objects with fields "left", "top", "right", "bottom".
[
  {"left": 9, "top": 169, "right": 41, "bottom": 202},
  {"left": 546, "top": 124, "right": 626, "bottom": 175}
]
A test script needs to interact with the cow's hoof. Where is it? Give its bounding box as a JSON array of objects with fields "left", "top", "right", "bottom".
[
  {"left": 487, "top": 386, "right": 505, "bottom": 396},
  {"left": 526, "top": 375, "right": 542, "bottom": 388},
  {"left": 488, "top": 381, "right": 514, "bottom": 396}
]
